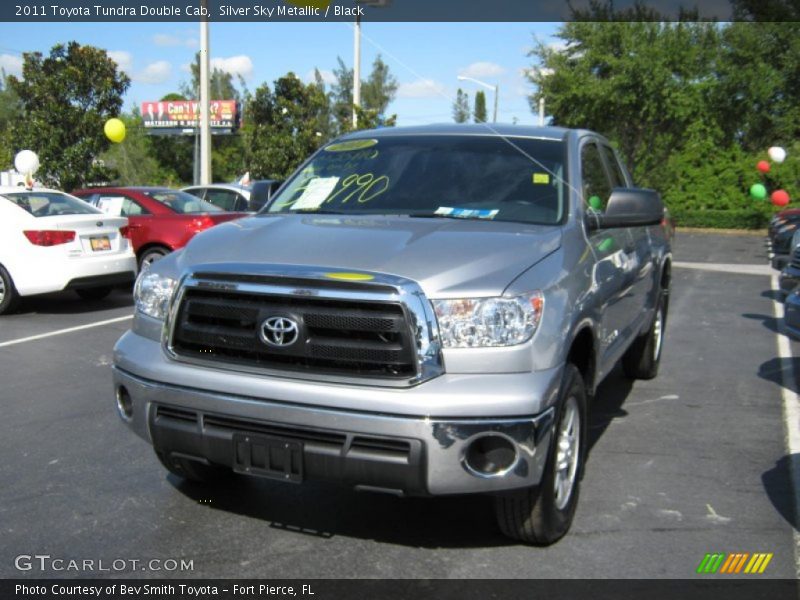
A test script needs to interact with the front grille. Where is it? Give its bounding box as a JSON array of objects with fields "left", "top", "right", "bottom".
[{"left": 170, "top": 286, "right": 418, "bottom": 379}]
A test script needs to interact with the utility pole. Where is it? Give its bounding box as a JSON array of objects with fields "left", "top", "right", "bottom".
[
  {"left": 352, "top": 13, "right": 361, "bottom": 128},
  {"left": 199, "top": 1, "right": 212, "bottom": 185}
]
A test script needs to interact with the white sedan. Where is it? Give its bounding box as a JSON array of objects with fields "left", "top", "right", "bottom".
[{"left": 0, "top": 187, "right": 137, "bottom": 314}]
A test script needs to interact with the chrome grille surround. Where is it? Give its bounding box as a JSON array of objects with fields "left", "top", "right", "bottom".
[{"left": 163, "top": 263, "right": 444, "bottom": 388}]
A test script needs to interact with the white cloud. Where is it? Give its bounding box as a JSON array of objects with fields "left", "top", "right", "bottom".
[
  {"left": 211, "top": 55, "right": 254, "bottom": 80},
  {"left": 133, "top": 61, "right": 172, "bottom": 85},
  {"left": 305, "top": 69, "right": 337, "bottom": 86},
  {"left": 0, "top": 54, "right": 23, "bottom": 78},
  {"left": 153, "top": 33, "right": 198, "bottom": 48},
  {"left": 107, "top": 51, "right": 133, "bottom": 73},
  {"left": 397, "top": 78, "right": 447, "bottom": 99},
  {"left": 458, "top": 61, "right": 506, "bottom": 79}
]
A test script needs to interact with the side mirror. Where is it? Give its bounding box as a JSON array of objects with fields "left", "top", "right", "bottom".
[{"left": 585, "top": 187, "right": 664, "bottom": 231}]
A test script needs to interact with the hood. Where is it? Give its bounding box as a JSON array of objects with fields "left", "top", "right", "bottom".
[{"left": 176, "top": 214, "right": 561, "bottom": 297}]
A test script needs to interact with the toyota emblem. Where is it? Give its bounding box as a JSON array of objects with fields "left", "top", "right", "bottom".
[{"left": 259, "top": 316, "right": 299, "bottom": 347}]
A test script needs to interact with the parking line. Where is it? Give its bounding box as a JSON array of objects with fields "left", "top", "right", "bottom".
[
  {"left": 770, "top": 274, "right": 800, "bottom": 578},
  {"left": 0, "top": 315, "right": 133, "bottom": 348},
  {"left": 674, "top": 261, "right": 773, "bottom": 276}
]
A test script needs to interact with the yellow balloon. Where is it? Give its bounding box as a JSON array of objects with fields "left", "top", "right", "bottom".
[{"left": 104, "top": 118, "right": 126, "bottom": 143}]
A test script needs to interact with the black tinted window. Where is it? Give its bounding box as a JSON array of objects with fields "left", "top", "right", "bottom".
[{"left": 267, "top": 136, "right": 566, "bottom": 225}]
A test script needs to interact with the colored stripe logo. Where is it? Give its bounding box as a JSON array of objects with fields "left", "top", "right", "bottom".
[{"left": 697, "top": 553, "right": 773, "bottom": 574}]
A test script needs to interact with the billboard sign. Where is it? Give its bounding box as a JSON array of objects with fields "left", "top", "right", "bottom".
[{"left": 141, "top": 100, "right": 238, "bottom": 131}]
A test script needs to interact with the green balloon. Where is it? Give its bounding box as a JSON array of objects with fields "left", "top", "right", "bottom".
[
  {"left": 750, "top": 183, "right": 767, "bottom": 200},
  {"left": 589, "top": 195, "right": 603, "bottom": 210}
]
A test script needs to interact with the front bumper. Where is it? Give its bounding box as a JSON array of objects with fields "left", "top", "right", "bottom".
[{"left": 112, "top": 332, "right": 562, "bottom": 496}]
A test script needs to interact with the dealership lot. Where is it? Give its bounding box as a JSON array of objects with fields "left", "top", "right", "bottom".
[{"left": 0, "top": 231, "right": 797, "bottom": 579}]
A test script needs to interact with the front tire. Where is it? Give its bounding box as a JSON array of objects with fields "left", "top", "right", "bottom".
[
  {"left": 494, "top": 364, "right": 587, "bottom": 545},
  {"left": 622, "top": 289, "right": 668, "bottom": 380},
  {"left": 0, "top": 265, "right": 20, "bottom": 315}
]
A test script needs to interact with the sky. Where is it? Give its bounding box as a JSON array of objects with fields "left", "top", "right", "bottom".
[{"left": 0, "top": 21, "right": 561, "bottom": 126}]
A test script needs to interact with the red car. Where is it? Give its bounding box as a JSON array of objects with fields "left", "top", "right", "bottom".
[{"left": 73, "top": 187, "right": 248, "bottom": 268}]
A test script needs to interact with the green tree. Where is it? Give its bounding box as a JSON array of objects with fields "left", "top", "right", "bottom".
[
  {"left": 714, "top": 21, "right": 800, "bottom": 153},
  {"left": 0, "top": 72, "right": 21, "bottom": 169},
  {"left": 361, "top": 55, "right": 398, "bottom": 117},
  {"left": 527, "top": 19, "right": 720, "bottom": 190},
  {"left": 242, "top": 73, "right": 331, "bottom": 179},
  {"left": 8, "top": 42, "right": 130, "bottom": 191},
  {"left": 148, "top": 93, "right": 195, "bottom": 184},
  {"left": 329, "top": 55, "right": 398, "bottom": 132},
  {"left": 99, "top": 109, "right": 175, "bottom": 186},
  {"left": 452, "top": 88, "right": 470, "bottom": 123},
  {"left": 180, "top": 52, "right": 247, "bottom": 183},
  {"left": 474, "top": 90, "right": 487, "bottom": 123}
]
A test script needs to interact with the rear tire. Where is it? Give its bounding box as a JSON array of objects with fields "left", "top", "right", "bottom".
[
  {"left": 0, "top": 265, "right": 20, "bottom": 315},
  {"left": 138, "top": 246, "right": 170, "bottom": 270},
  {"left": 155, "top": 450, "right": 232, "bottom": 484},
  {"left": 494, "top": 364, "right": 587, "bottom": 545},
  {"left": 622, "top": 289, "right": 668, "bottom": 380},
  {"left": 75, "top": 286, "right": 112, "bottom": 301}
]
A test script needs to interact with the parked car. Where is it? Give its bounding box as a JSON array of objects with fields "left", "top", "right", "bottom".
[
  {"left": 768, "top": 209, "right": 800, "bottom": 269},
  {"left": 182, "top": 180, "right": 283, "bottom": 212},
  {"left": 112, "top": 124, "right": 670, "bottom": 545},
  {"left": 778, "top": 230, "right": 800, "bottom": 296},
  {"left": 784, "top": 288, "right": 800, "bottom": 338},
  {"left": 73, "top": 187, "right": 248, "bottom": 268},
  {"left": 0, "top": 187, "right": 136, "bottom": 314}
]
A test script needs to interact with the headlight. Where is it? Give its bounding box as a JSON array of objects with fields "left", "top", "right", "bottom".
[
  {"left": 134, "top": 269, "right": 177, "bottom": 320},
  {"left": 432, "top": 292, "right": 544, "bottom": 348}
]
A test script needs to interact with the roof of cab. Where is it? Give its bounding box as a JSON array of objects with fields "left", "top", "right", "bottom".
[{"left": 339, "top": 123, "right": 583, "bottom": 141}]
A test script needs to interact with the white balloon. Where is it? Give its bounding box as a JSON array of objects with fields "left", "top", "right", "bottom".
[
  {"left": 768, "top": 146, "right": 787, "bottom": 164},
  {"left": 14, "top": 150, "right": 40, "bottom": 175}
]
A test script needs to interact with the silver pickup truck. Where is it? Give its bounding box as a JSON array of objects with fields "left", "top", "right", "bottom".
[{"left": 113, "top": 124, "right": 671, "bottom": 545}]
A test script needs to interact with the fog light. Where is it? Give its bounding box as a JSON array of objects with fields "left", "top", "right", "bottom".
[
  {"left": 116, "top": 386, "right": 133, "bottom": 422},
  {"left": 464, "top": 434, "right": 518, "bottom": 477}
]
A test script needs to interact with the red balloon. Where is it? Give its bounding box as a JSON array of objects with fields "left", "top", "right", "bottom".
[
  {"left": 772, "top": 189, "right": 790, "bottom": 207},
  {"left": 757, "top": 160, "right": 771, "bottom": 174}
]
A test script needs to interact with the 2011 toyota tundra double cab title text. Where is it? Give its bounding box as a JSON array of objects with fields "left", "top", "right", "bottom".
[{"left": 114, "top": 124, "right": 671, "bottom": 544}]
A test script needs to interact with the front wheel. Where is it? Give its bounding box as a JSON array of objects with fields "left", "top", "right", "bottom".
[{"left": 494, "top": 364, "right": 587, "bottom": 545}]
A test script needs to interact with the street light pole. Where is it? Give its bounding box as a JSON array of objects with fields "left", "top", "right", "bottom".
[{"left": 457, "top": 75, "right": 499, "bottom": 123}]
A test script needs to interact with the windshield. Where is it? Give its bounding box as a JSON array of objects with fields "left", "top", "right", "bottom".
[
  {"left": 2, "top": 191, "right": 99, "bottom": 217},
  {"left": 143, "top": 189, "right": 223, "bottom": 214},
  {"left": 267, "top": 135, "right": 566, "bottom": 225}
]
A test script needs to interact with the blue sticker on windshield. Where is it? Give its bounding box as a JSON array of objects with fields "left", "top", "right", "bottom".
[{"left": 435, "top": 206, "right": 499, "bottom": 220}]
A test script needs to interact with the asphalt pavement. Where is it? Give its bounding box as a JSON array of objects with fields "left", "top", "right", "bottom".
[{"left": 0, "top": 231, "right": 797, "bottom": 579}]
